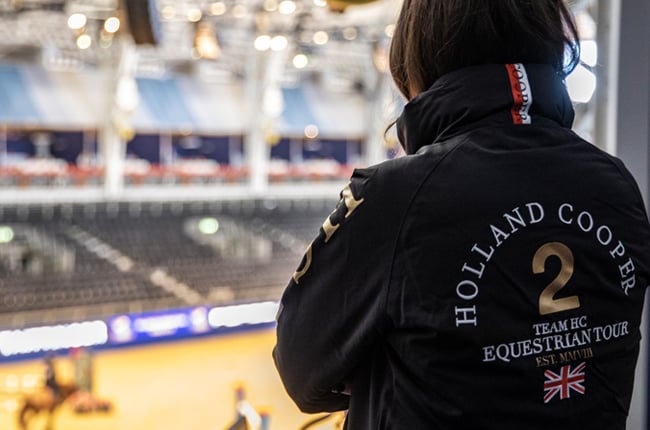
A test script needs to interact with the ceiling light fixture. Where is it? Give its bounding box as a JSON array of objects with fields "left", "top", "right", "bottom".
[
  {"left": 76, "top": 34, "right": 92, "bottom": 50},
  {"left": 270, "top": 35, "right": 288, "bottom": 51},
  {"left": 210, "top": 2, "right": 227, "bottom": 16},
  {"left": 104, "top": 17, "right": 121, "bottom": 34},
  {"left": 292, "top": 53, "right": 309, "bottom": 68},
  {"left": 67, "top": 13, "right": 87, "bottom": 30},
  {"left": 279, "top": 0, "right": 297, "bottom": 15}
]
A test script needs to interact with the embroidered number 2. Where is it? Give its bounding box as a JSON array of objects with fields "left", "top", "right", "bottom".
[{"left": 532, "top": 242, "right": 581, "bottom": 315}]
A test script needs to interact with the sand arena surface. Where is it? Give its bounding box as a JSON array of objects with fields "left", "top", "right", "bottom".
[{"left": 0, "top": 328, "right": 341, "bottom": 430}]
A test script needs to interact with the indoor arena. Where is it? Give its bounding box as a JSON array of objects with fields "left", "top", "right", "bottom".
[{"left": 0, "top": 1, "right": 648, "bottom": 429}]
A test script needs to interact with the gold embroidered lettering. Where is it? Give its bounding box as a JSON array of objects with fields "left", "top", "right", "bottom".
[
  {"left": 292, "top": 183, "right": 364, "bottom": 283},
  {"left": 292, "top": 244, "right": 313, "bottom": 284}
]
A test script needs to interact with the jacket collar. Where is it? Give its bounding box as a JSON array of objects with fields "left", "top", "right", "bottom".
[{"left": 396, "top": 64, "right": 575, "bottom": 155}]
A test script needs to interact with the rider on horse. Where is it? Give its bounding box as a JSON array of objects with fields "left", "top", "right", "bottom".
[{"left": 44, "top": 353, "right": 61, "bottom": 400}]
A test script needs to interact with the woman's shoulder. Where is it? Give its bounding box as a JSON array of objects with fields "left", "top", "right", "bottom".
[{"left": 353, "top": 137, "right": 468, "bottom": 192}]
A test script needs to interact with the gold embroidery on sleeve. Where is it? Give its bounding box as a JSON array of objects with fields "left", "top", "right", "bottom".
[
  {"left": 292, "top": 244, "right": 313, "bottom": 284},
  {"left": 342, "top": 184, "right": 364, "bottom": 218},
  {"left": 291, "top": 182, "right": 365, "bottom": 284},
  {"left": 323, "top": 217, "right": 340, "bottom": 243}
]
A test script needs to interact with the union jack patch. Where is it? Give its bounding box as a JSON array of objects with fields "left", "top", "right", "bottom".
[{"left": 543, "top": 362, "right": 586, "bottom": 403}]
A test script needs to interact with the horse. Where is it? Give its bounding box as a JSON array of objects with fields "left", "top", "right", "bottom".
[{"left": 17, "top": 382, "right": 79, "bottom": 430}]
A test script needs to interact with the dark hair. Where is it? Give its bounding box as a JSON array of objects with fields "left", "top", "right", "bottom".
[{"left": 389, "top": 0, "right": 581, "bottom": 100}]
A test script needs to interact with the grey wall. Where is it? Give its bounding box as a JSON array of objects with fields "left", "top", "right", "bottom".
[{"left": 616, "top": 0, "right": 650, "bottom": 429}]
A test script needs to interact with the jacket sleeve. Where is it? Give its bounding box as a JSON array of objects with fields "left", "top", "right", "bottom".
[{"left": 272, "top": 167, "right": 398, "bottom": 413}]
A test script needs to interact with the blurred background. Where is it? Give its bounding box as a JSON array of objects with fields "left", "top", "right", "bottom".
[{"left": 0, "top": 0, "right": 647, "bottom": 429}]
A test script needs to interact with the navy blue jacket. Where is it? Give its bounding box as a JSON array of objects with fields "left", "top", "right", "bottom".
[{"left": 273, "top": 64, "right": 650, "bottom": 429}]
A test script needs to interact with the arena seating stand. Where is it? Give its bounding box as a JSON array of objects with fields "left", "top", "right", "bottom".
[{"left": 0, "top": 199, "right": 335, "bottom": 327}]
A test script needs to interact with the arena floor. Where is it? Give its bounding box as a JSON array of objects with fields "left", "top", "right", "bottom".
[{"left": 0, "top": 327, "right": 342, "bottom": 430}]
